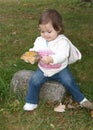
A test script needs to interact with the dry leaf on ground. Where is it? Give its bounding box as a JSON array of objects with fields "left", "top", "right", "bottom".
[{"left": 54, "top": 103, "right": 65, "bottom": 112}]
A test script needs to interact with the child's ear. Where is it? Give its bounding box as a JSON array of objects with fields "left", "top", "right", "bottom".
[
  {"left": 57, "top": 27, "right": 62, "bottom": 34},
  {"left": 59, "top": 27, "right": 62, "bottom": 33}
]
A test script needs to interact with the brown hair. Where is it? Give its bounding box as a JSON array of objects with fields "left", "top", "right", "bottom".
[{"left": 39, "top": 9, "right": 64, "bottom": 34}]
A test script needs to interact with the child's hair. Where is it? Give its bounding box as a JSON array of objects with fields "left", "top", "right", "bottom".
[{"left": 39, "top": 9, "right": 64, "bottom": 34}]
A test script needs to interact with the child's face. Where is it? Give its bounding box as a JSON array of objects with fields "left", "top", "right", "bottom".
[{"left": 39, "top": 22, "right": 59, "bottom": 42}]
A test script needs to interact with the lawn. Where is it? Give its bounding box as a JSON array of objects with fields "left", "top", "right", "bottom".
[{"left": 0, "top": 0, "right": 93, "bottom": 129}]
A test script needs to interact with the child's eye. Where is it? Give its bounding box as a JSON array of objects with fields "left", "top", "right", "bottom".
[
  {"left": 48, "top": 31, "right": 51, "bottom": 33},
  {"left": 41, "top": 31, "right": 44, "bottom": 33},
  {"left": 39, "top": 30, "right": 44, "bottom": 33}
]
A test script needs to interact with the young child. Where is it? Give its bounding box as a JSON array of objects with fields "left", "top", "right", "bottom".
[{"left": 23, "top": 9, "right": 93, "bottom": 111}]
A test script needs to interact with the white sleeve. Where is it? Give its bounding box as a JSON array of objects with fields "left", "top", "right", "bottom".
[
  {"left": 50, "top": 39, "right": 70, "bottom": 64},
  {"left": 29, "top": 37, "right": 40, "bottom": 52}
]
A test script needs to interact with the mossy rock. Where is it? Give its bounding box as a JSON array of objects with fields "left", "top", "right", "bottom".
[{"left": 10, "top": 70, "right": 66, "bottom": 103}]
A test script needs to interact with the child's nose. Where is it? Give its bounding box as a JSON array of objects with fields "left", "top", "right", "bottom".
[{"left": 44, "top": 32, "right": 48, "bottom": 36}]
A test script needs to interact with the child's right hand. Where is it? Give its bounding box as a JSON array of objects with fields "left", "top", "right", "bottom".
[{"left": 41, "top": 56, "right": 53, "bottom": 64}]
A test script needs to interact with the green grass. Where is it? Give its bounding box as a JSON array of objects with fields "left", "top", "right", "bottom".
[{"left": 0, "top": 0, "right": 93, "bottom": 129}]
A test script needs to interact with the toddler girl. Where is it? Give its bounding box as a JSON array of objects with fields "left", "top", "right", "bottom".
[{"left": 23, "top": 9, "right": 93, "bottom": 111}]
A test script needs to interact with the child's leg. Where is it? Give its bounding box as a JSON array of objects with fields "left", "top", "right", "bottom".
[
  {"left": 56, "top": 67, "right": 84, "bottom": 102},
  {"left": 52, "top": 67, "right": 93, "bottom": 110},
  {"left": 25, "top": 68, "right": 48, "bottom": 104}
]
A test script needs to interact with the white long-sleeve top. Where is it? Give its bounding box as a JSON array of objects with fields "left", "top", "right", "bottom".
[{"left": 29, "top": 34, "right": 70, "bottom": 77}]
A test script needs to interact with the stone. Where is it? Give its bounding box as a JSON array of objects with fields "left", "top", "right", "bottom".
[{"left": 10, "top": 70, "right": 66, "bottom": 103}]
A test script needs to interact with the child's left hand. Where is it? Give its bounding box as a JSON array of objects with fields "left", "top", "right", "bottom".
[{"left": 41, "top": 56, "right": 53, "bottom": 64}]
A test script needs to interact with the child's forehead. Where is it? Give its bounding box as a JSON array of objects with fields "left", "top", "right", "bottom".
[{"left": 39, "top": 22, "right": 53, "bottom": 29}]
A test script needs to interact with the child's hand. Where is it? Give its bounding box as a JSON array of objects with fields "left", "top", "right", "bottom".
[{"left": 41, "top": 56, "right": 53, "bottom": 64}]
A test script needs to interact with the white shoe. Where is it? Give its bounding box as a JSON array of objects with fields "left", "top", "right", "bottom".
[
  {"left": 80, "top": 100, "right": 93, "bottom": 110},
  {"left": 23, "top": 103, "right": 38, "bottom": 111}
]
